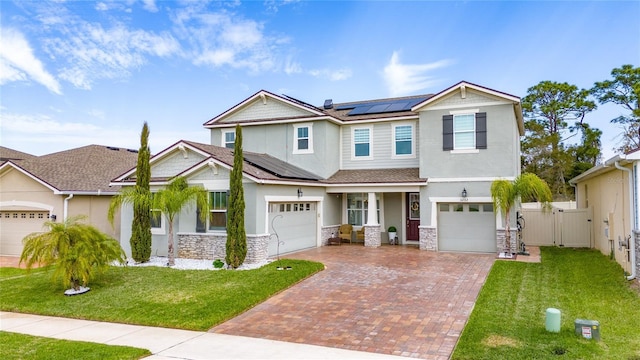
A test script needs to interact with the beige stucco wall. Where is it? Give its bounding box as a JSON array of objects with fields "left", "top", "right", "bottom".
[{"left": 575, "top": 165, "right": 633, "bottom": 274}]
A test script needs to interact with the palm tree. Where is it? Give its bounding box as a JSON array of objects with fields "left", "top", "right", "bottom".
[
  {"left": 20, "top": 215, "right": 126, "bottom": 294},
  {"left": 491, "top": 173, "right": 552, "bottom": 256},
  {"left": 153, "top": 176, "right": 209, "bottom": 266}
]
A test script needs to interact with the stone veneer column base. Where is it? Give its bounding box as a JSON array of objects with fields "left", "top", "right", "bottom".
[
  {"left": 363, "top": 225, "right": 381, "bottom": 247},
  {"left": 178, "top": 233, "right": 270, "bottom": 265},
  {"left": 322, "top": 225, "right": 341, "bottom": 246},
  {"left": 419, "top": 226, "right": 437, "bottom": 251},
  {"left": 496, "top": 229, "right": 517, "bottom": 255}
]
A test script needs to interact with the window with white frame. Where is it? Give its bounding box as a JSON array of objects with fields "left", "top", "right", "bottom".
[
  {"left": 208, "top": 191, "right": 228, "bottom": 230},
  {"left": 222, "top": 130, "right": 235, "bottom": 149},
  {"left": 352, "top": 127, "right": 372, "bottom": 159},
  {"left": 393, "top": 123, "right": 414, "bottom": 156},
  {"left": 346, "top": 193, "right": 380, "bottom": 226},
  {"left": 453, "top": 114, "right": 476, "bottom": 149},
  {"left": 293, "top": 123, "right": 313, "bottom": 154}
]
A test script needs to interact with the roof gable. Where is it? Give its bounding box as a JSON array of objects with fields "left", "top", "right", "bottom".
[{"left": 204, "top": 90, "right": 326, "bottom": 127}]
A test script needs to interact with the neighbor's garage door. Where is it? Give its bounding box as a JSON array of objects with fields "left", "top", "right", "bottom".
[
  {"left": 0, "top": 211, "right": 48, "bottom": 256},
  {"left": 438, "top": 203, "right": 495, "bottom": 253},
  {"left": 268, "top": 202, "right": 317, "bottom": 256}
]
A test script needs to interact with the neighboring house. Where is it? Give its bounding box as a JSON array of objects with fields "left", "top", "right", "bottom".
[
  {"left": 111, "top": 81, "right": 524, "bottom": 263},
  {"left": 569, "top": 150, "right": 639, "bottom": 282},
  {"left": 0, "top": 145, "right": 139, "bottom": 256}
]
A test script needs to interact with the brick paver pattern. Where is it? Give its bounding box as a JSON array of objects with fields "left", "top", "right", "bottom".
[{"left": 211, "top": 245, "right": 494, "bottom": 360}]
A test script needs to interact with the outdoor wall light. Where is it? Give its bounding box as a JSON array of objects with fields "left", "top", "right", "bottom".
[
  {"left": 49, "top": 214, "right": 57, "bottom": 221},
  {"left": 461, "top": 188, "right": 468, "bottom": 199},
  {"left": 297, "top": 188, "right": 303, "bottom": 198}
]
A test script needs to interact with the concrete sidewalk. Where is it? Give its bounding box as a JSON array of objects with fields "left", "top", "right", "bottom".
[{"left": 0, "top": 312, "right": 404, "bottom": 360}]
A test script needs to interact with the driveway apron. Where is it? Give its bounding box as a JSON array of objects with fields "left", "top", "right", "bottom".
[{"left": 211, "top": 245, "right": 494, "bottom": 360}]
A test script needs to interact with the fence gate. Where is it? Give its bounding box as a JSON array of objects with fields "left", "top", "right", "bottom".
[{"left": 521, "top": 207, "right": 592, "bottom": 248}]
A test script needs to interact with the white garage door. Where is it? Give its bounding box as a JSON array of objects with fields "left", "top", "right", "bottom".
[
  {"left": 268, "top": 202, "right": 317, "bottom": 257},
  {"left": 438, "top": 203, "right": 496, "bottom": 253},
  {"left": 0, "top": 211, "right": 49, "bottom": 256}
]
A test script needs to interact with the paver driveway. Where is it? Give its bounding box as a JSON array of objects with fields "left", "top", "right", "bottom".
[{"left": 211, "top": 245, "right": 494, "bottom": 360}]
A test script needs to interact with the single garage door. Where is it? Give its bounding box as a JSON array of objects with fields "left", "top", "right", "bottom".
[
  {"left": 0, "top": 211, "right": 48, "bottom": 256},
  {"left": 438, "top": 203, "right": 495, "bottom": 253},
  {"left": 268, "top": 202, "right": 317, "bottom": 257}
]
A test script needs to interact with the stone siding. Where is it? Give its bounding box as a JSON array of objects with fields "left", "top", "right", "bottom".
[
  {"left": 178, "top": 233, "right": 270, "bottom": 264},
  {"left": 419, "top": 226, "right": 437, "bottom": 251},
  {"left": 363, "top": 225, "right": 381, "bottom": 248},
  {"left": 496, "top": 229, "right": 517, "bottom": 254},
  {"left": 322, "top": 225, "right": 340, "bottom": 246}
]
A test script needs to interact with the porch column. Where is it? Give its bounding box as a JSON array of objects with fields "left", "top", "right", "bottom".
[{"left": 364, "top": 192, "right": 381, "bottom": 247}]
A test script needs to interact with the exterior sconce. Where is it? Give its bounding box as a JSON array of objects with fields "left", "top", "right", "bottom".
[
  {"left": 461, "top": 188, "right": 468, "bottom": 200},
  {"left": 49, "top": 214, "right": 57, "bottom": 221},
  {"left": 297, "top": 188, "right": 303, "bottom": 198}
]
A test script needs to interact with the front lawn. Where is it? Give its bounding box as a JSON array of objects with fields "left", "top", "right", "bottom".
[
  {"left": 0, "top": 259, "right": 323, "bottom": 331},
  {"left": 0, "top": 331, "right": 150, "bottom": 360},
  {"left": 453, "top": 247, "right": 640, "bottom": 359}
]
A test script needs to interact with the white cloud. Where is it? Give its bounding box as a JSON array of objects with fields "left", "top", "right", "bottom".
[
  {"left": 44, "top": 23, "right": 180, "bottom": 89},
  {"left": 0, "top": 27, "right": 62, "bottom": 94},
  {"left": 141, "top": 0, "right": 159, "bottom": 13},
  {"left": 383, "top": 51, "right": 453, "bottom": 96},
  {"left": 309, "top": 68, "right": 352, "bottom": 81}
]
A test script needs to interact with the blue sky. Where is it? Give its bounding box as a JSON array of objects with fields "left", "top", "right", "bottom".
[{"left": 1, "top": 1, "right": 638, "bottom": 160}]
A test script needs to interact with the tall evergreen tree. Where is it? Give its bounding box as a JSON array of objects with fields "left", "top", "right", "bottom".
[
  {"left": 226, "top": 124, "right": 247, "bottom": 269},
  {"left": 591, "top": 64, "right": 640, "bottom": 153},
  {"left": 131, "top": 122, "right": 152, "bottom": 262},
  {"left": 108, "top": 122, "right": 152, "bottom": 263}
]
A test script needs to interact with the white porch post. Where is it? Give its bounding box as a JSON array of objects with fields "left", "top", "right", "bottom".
[
  {"left": 364, "top": 192, "right": 381, "bottom": 247},
  {"left": 366, "top": 192, "right": 378, "bottom": 225}
]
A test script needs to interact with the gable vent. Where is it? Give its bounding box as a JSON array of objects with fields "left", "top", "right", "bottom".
[{"left": 324, "top": 99, "right": 333, "bottom": 109}]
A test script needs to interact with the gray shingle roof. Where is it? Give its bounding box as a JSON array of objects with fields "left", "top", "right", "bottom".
[
  {"left": 2, "top": 145, "right": 139, "bottom": 193},
  {"left": 0, "top": 146, "right": 36, "bottom": 163},
  {"left": 324, "top": 168, "right": 426, "bottom": 184}
]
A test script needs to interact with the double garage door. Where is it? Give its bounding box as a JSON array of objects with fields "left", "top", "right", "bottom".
[
  {"left": 267, "top": 202, "right": 317, "bottom": 257},
  {"left": 0, "top": 211, "right": 48, "bottom": 256},
  {"left": 438, "top": 203, "right": 496, "bottom": 253}
]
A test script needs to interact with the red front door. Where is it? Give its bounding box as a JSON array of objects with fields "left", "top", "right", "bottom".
[{"left": 406, "top": 193, "right": 420, "bottom": 241}]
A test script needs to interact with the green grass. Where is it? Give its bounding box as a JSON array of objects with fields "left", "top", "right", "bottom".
[
  {"left": 0, "top": 259, "right": 323, "bottom": 331},
  {"left": 452, "top": 247, "right": 640, "bottom": 360},
  {"left": 0, "top": 331, "right": 150, "bottom": 360}
]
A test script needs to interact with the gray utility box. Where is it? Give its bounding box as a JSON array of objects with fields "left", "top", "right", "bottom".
[{"left": 574, "top": 319, "right": 600, "bottom": 341}]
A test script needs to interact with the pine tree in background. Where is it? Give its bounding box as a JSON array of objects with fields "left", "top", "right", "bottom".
[
  {"left": 226, "top": 124, "right": 247, "bottom": 269},
  {"left": 131, "top": 122, "right": 152, "bottom": 262}
]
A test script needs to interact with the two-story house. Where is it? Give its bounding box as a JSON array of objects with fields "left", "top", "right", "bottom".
[{"left": 112, "top": 81, "right": 523, "bottom": 264}]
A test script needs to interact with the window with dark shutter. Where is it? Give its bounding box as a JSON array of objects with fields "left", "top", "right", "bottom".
[
  {"left": 475, "top": 112, "right": 487, "bottom": 149},
  {"left": 443, "top": 115, "right": 453, "bottom": 151}
]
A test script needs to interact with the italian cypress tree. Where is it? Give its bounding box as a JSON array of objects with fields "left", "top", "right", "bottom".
[
  {"left": 131, "top": 122, "right": 152, "bottom": 262},
  {"left": 226, "top": 124, "right": 247, "bottom": 268}
]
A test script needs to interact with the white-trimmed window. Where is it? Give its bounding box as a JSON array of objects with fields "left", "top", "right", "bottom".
[
  {"left": 346, "top": 193, "right": 380, "bottom": 226},
  {"left": 352, "top": 127, "right": 373, "bottom": 159},
  {"left": 150, "top": 209, "right": 164, "bottom": 234},
  {"left": 453, "top": 114, "right": 475, "bottom": 149},
  {"left": 208, "top": 191, "right": 228, "bottom": 230},
  {"left": 222, "top": 130, "right": 235, "bottom": 149},
  {"left": 393, "top": 123, "right": 414, "bottom": 157},
  {"left": 293, "top": 123, "right": 313, "bottom": 154}
]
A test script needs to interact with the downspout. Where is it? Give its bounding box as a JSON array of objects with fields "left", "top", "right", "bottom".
[
  {"left": 63, "top": 194, "right": 74, "bottom": 221},
  {"left": 614, "top": 161, "right": 637, "bottom": 280}
]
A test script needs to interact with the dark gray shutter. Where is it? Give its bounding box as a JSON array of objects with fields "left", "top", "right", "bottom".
[
  {"left": 443, "top": 115, "right": 454, "bottom": 151},
  {"left": 476, "top": 112, "right": 487, "bottom": 149},
  {"left": 196, "top": 207, "right": 206, "bottom": 233}
]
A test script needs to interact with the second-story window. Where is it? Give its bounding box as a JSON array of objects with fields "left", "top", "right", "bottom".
[
  {"left": 222, "top": 130, "right": 235, "bottom": 149},
  {"left": 453, "top": 114, "right": 476, "bottom": 149},
  {"left": 393, "top": 124, "right": 414, "bottom": 157},
  {"left": 293, "top": 123, "right": 313, "bottom": 154},
  {"left": 353, "top": 127, "right": 372, "bottom": 159}
]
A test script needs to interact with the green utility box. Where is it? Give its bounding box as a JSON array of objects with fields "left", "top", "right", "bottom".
[{"left": 574, "top": 319, "right": 600, "bottom": 341}]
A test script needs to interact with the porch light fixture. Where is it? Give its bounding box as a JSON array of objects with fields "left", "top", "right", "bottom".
[
  {"left": 297, "top": 188, "right": 303, "bottom": 198},
  {"left": 461, "top": 188, "right": 467, "bottom": 199}
]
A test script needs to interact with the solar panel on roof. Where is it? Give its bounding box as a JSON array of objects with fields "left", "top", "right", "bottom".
[
  {"left": 243, "top": 153, "right": 321, "bottom": 181},
  {"left": 333, "top": 96, "right": 429, "bottom": 116}
]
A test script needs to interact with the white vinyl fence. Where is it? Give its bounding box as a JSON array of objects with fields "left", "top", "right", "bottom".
[{"left": 520, "top": 207, "right": 592, "bottom": 248}]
